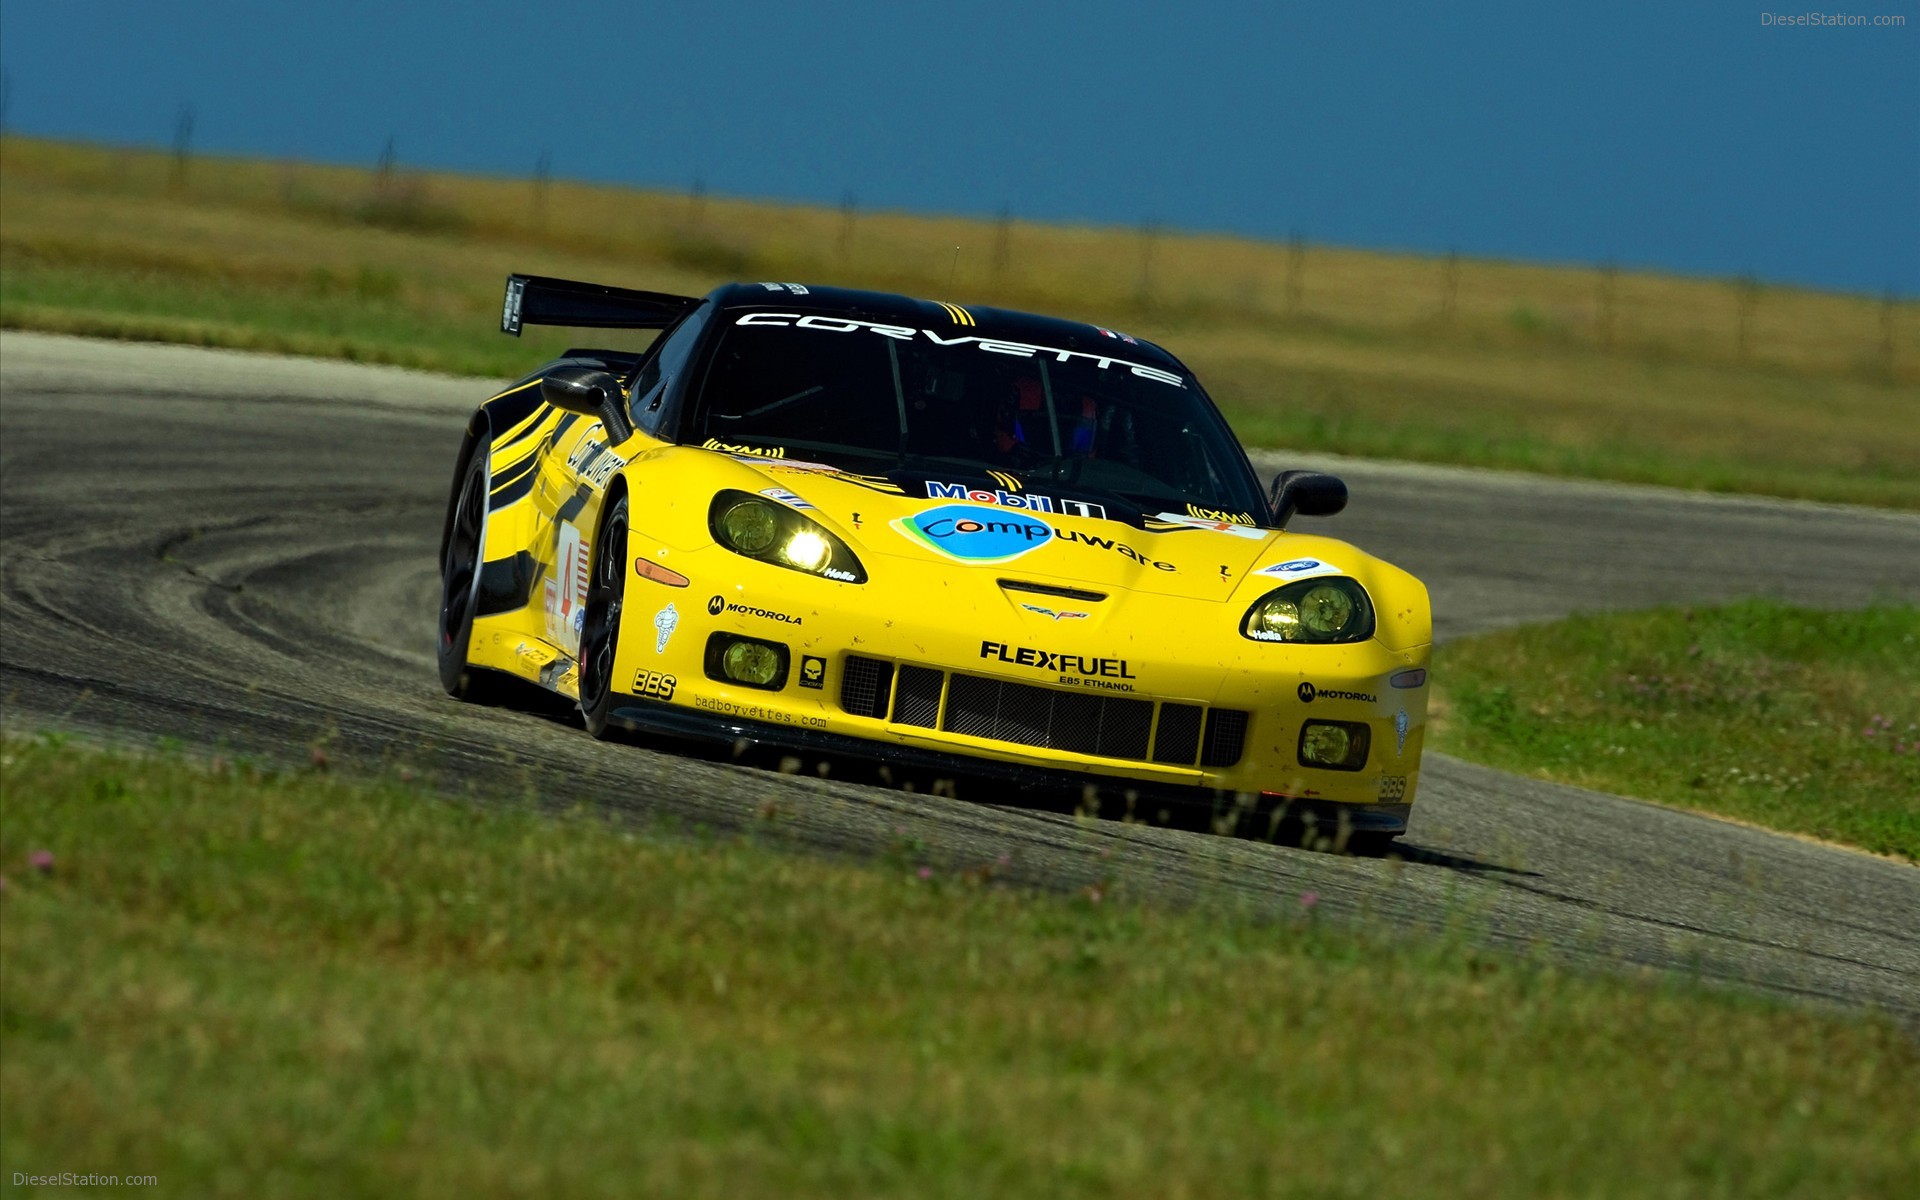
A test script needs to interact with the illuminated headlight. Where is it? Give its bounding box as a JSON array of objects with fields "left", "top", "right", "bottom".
[
  {"left": 1242, "top": 577, "right": 1374, "bottom": 644},
  {"left": 709, "top": 491, "right": 866, "bottom": 583},
  {"left": 782, "top": 530, "right": 831, "bottom": 572}
]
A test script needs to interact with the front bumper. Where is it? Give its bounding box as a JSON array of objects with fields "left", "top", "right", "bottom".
[
  {"left": 609, "top": 587, "right": 1430, "bottom": 814},
  {"left": 604, "top": 691, "right": 1415, "bottom": 835}
]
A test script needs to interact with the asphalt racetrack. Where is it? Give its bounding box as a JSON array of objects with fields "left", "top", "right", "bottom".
[{"left": 3, "top": 331, "right": 1917, "bottom": 1021}]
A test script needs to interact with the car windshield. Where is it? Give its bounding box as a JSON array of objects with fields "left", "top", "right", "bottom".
[{"left": 691, "top": 311, "right": 1267, "bottom": 518}]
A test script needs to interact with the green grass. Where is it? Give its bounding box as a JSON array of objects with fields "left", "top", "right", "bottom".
[
  {"left": 3, "top": 735, "right": 1917, "bottom": 1198},
  {"left": 1433, "top": 601, "right": 1920, "bottom": 861},
  {"left": 3, "top": 135, "right": 1917, "bottom": 507}
]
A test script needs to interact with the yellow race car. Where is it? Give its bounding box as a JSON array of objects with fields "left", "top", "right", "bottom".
[{"left": 438, "top": 276, "right": 1431, "bottom": 844}]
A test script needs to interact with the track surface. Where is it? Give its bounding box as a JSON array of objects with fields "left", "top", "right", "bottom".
[{"left": 3, "top": 332, "right": 1917, "bottom": 1020}]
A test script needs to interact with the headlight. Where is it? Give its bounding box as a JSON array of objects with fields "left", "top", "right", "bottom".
[
  {"left": 709, "top": 491, "right": 867, "bottom": 583},
  {"left": 1241, "top": 577, "right": 1373, "bottom": 644}
]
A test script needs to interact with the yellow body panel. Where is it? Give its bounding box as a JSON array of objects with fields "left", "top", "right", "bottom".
[{"left": 468, "top": 425, "right": 1431, "bottom": 811}]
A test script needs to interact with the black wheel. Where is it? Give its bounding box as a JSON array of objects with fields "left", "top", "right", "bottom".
[
  {"left": 437, "top": 439, "right": 508, "bottom": 701},
  {"left": 578, "top": 495, "right": 628, "bottom": 738}
]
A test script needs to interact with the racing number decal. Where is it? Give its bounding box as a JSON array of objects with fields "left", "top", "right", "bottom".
[{"left": 545, "top": 521, "right": 591, "bottom": 653}]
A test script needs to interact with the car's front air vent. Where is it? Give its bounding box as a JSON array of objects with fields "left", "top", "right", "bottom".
[
  {"left": 891, "top": 666, "right": 943, "bottom": 728},
  {"left": 997, "top": 579, "right": 1108, "bottom": 603},
  {"left": 942, "top": 673, "right": 1153, "bottom": 760},
  {"left": 839, "top": 654, "right": 1247, "bottom": 772},
  {"left": 1153, "top": 703, "right": 1203, "bottom": 765},
  {"left": 840, "top": 655, "right": 893, "bottom": 719},
  {"left": 1200, "top": 708, "right": 1250, "bottom": 768}
]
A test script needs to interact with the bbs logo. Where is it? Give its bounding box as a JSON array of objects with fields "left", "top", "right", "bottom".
[{"left": 632, "top": 670, "right": 677, "bottom": 701}]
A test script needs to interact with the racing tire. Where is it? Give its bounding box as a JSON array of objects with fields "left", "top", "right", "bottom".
[
  {"left": 437, "top": 438, "right": 511, "bottom": 702},
  {"left": 579, "top": 495, "right": 628, "bottom": 739}
]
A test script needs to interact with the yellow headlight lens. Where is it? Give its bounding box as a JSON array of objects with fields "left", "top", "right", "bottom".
[
  {"left": 782, "top": 530, "right": 831, "bottom": 572},
  {"left": 1251, "top": 598, "right": 1301, "bottom": 642},
  {"left": 722, "top": 640, "right": 781, "bottom": 686},
  {"left": 1299, "top": 585, "right": 1355, "bottom": 636},
  {"left": 721, "top": 500, "right": 779, "bottom": 553},
  {"left": 1300, "top": 723, "right": 1353, "bottom": 766}
]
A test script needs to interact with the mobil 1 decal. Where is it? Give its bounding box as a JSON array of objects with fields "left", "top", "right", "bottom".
[{"left": 923, "top": 479, "right": 1105, "bottom": 520}]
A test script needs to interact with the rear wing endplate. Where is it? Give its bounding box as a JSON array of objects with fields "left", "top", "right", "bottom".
[{"left": 500, "top": 274, "right": 701, "bottom": 336}]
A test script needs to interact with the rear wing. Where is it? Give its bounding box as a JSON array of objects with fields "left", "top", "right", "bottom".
[{"left": 500, "top": 274, "right": 701, "bottom": 336}]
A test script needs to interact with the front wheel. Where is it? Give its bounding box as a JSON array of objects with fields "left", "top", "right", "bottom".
[
  {"left": 438, "top": 439, "right": 509, "bottom": 702},
  {"left": 578, "top": 496, "right": 628, "bottom": 738}
]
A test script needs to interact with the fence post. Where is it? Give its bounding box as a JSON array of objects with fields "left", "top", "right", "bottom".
[
  {"left": 838, "top": 191, "right": 857, "bottom": 261},
  {"left": 1137, "top": 220, "right": 1159, "bottom": 311},
  {"left": 1597, "top": 263, "right": 1618, "bottom": 350},
  {"left": 170, "top": 104, "right": 195, "bottom": 192},
  {"left": 533, "top": 149, "right": 551, "bottom": 231},
  {"left": 1285, "top": 231, "right": 1305, "bottom": 315},
  {"left": 992, "top": 204, "right": 1012, "bottom": 285},
  {"left": 1735, "top": 273, "right": 1760, "bottom": 361},
  {"left": 1883, "top": 289, "right": 1899, "bottom": 376},
  {"left": 1441, "top": 248, "right": 1459, "bottom": 324},
  {"left": 375, "top": 135, "right": 396, "bottom": 198}
]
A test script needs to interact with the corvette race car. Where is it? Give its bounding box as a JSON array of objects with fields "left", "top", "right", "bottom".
[{"left": 438, "top": 276, "right": 1431, "bottom": 843}]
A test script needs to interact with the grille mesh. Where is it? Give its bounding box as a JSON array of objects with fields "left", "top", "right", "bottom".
[
  {"left": 839, "top": 656, "right": 893, "bottom": 718},
  {"left": 839, "top": 656, "right": 1248, "bottom": 771},
  {"left": 891, "top": 665, "right": 943, "bottom": 728},
  {"left": 1153, "top": 703, "right": 1203, "bottom": 764},
  {"left": 1201, "top": 708, "right": 1250, "bottom": 767},
  {"left": 942, "top": 673, "right": 1153, "bottom": 759}
]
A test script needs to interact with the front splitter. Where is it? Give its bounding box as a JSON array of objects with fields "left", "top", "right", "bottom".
[{"left": 607, "top": 694, "right": 1412, "bottom": 836}]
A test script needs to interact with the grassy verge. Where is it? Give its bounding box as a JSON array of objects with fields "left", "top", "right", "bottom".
[
  {"left": 3, "top": 135, "right": 1916, "bottom": 507},
  {"left": 1433, "top": 601, "right": 1920, "bottom": 861},
  {"left": 3, "top": 735, "right": 1916, "bottom": 1197}
]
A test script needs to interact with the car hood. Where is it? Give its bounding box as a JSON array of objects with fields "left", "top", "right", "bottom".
[{"left": 701, "top": 453, "right": 1371, "bottom": 606}]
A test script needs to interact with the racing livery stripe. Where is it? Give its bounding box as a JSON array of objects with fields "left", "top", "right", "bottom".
[
  {"left": 483, "top": 378, "right": 543, "bottom": 406},
  {"left": 555, "top": 485, "right": 592, "bottom": 524},
  {"left": 936, "top": 301, "right": 975, "bottom": 327},
  {"left": 487, "top": 456, "right": 539, "bottom": 510},
  {"left": 486, "top": 448, "right": 540, "bottom": 493},
  {"left": 488, "top": 469, "right": 536, "bottom": 512},
  {"left": 496, "top": 402, "right": 559, "bottom": 450}
]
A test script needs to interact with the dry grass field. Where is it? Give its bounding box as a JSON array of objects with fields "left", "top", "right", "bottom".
[{"left": 3, "top": 136, "right": 1916, "bottom": 505}]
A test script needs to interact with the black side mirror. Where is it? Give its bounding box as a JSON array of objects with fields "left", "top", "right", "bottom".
[
  {"left": 540, "top": 366, "right": 633, "bottom": 443},
  {"left": 1268, "top": 470, "right": 1348, "bottom": 529}
]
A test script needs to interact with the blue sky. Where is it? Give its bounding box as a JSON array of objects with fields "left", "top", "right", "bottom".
[{"left": 2, "top": 1, "right": 1914, "bottom": 294}]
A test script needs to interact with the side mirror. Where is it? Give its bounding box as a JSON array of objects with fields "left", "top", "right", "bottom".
[
  {"left": 1268, "top": 470, "right": 1347, "bottom": 529},
  {"left": 540, "top": 366, "right": 633, "bottom": 443}
]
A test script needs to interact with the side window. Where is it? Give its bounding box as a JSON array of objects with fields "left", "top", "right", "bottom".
[{"left": 631, "top": 301, "right": 711, "bottom": 435}]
